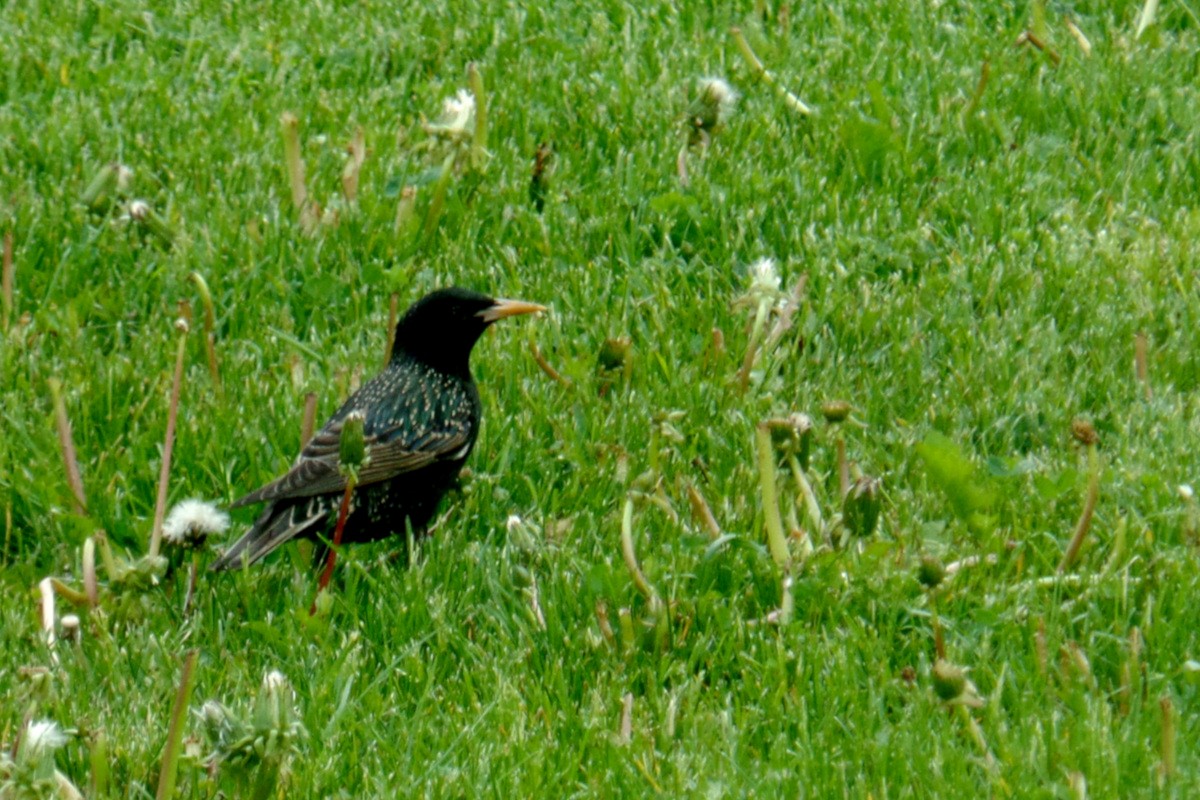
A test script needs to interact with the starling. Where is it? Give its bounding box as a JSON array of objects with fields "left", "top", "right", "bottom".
[{"left": 210, "top": 287, "right": 545, "bottom": 571}]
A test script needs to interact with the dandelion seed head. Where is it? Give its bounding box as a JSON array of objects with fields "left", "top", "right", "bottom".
[
  {"left": 698, "top": 77, "right": 738, "bottom": 123},
  {"left": 163, "top": 499, "right": 229, "bottom": 548},
  {"left": 22, "top": 720, "right": 67, "bottom": 761}
]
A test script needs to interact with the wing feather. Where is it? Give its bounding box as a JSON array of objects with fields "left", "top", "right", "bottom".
[{"left": 232, "top": 416, "right": 471, "bottom": 508}]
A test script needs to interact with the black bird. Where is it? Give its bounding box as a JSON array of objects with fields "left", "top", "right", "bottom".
[{"left": 210, "top": 287, "right": 545, "bottom": 571}]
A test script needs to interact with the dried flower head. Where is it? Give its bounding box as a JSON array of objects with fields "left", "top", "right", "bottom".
[
  {"left": 425, "top": 89, "right": 476, "bottom": 141},
  {"left": 1070, "top": 418, "right": 1099, "bottom": 446},
  {"left": 128, "top": 199, "right": 151, "bottom": 221},
  {"left": 163, "top": 499, "right": 229, "bottom": 549}
]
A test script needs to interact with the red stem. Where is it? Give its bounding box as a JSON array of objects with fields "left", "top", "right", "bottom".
[{"left": 311, "top": 481, "right": 353, "bottom": 614}]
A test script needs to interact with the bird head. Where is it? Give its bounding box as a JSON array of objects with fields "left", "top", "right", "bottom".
[{"left": 392, "top": 287, "right": 545, "bottom": 375}]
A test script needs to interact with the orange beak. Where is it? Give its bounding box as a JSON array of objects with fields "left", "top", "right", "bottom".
[{"left": 477, "top": 298, "right": 547, "bottom": 323}]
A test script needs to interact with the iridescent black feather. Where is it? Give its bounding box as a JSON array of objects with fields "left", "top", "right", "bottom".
[{"left": 211, "top": 287, "right": 542, "bottom": 571}]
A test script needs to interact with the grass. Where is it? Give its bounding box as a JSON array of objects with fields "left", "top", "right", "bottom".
[{"left": 2, "top": 0, "right": 1199, "bottom": 795}]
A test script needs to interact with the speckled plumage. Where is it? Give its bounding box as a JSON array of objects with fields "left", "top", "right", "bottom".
[{"left": 210, "top": 288, "right": 543, "bottom": 571}]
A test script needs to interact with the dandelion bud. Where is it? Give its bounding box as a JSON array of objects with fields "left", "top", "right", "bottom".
[
  {"left": 597, "top": 337, "right": 632, "bottom": 372},
  {"left": 254, "top": 670, "right": 292, "bottom": 732},
  {"left": 821, "top": 400, "right": 851, "bottom": 424},
  {"left": 338, "top": 411, "right": 368, "bottom": 474},
  {"left": 842, "top": 476, "right": 882, "bottom": 537},
  {"left": 125, "top": 199, "right": 175, "bottom": 245},
  {"left": 917, "top": 555, "right": 946, "bottom": 589},
  {"left": 767, "top": 413, "right": 813, "bottom": 466},
  {"left": 932, "top": 659, "right": 967, "bottom": 702}
]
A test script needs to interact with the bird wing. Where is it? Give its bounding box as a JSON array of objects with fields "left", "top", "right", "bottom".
[{"left": 231, "top": 416, "right": 472, "bottom": 508}]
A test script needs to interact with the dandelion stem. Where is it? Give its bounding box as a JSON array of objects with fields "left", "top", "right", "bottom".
[
  {"left": 150, "top": 307, "right": 190, "bottom": 559},
  {"left": 686, "top": 483, "right": 722, "bottom": 540},
  {"left": 300, "top": 392, "right": 317, "bottom": 448},
  {"left": 48, "top": 377, "right": 88, "bottom": 516},
  {"left": 2, "top": 229, "right": 12, "bottom": 330},
  {"left": 82, "top": 537, "right": 98, "bottom": 607},
  {"left": 156, "top": 649, "right": 198, "bottom": 800},
  {"left": 1059, "top": 441, "right": 1100, "bottom": 572},
  {"left": 281, "top": 112, "right": 306, "bottom": 210},
  {"left": 730, "top": 27, "right": 814, "bottom": 116},
  {"left": 423, "top": 153, "right": 456, "bottom": 241},
  {"left": 189, "top": 271, "right": 221, "bottom": 391},
  {"left": 468, "top": 63, "right": 489, "bottom": 173},
  {"left": 529, "top": 339, "right": 571, "bottom": 387},
  {"left": 1160, "top": 694, "right": 1176, "bottom": 782},
  {"left": 756, "top": 423, "right": 790, "bottom": 569},
  {"left": 384, "top": 292, "right": 400, "bottom": 365},
  {"left": 341, "top": 126, "right": 366, "bottom": 203},
  {"left": 620, "top": 497, "right": 660, "bottom": 608},
  {"left": 787, "top": 454, "right": 822, "bottom": 541}
]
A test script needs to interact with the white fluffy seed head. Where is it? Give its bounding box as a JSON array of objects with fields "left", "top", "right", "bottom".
[
  {"left": 697, "top": 77, "right": 738, "bottom": 124},
  {"left": 20, "top": 720, "right": 68, "bottom": 763},
  {"left": 749, "top": 257, "right": 781, "bottom": 294},
  {"left": 162, "top": 499, "right": 229, "bottom": 548},
  {"left": 427, "top": 88, "right": 476, "bottom": 140}
]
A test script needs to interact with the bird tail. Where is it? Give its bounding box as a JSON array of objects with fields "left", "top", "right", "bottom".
[{"left": 209, "top": 499, "right": 328, "bottom": 571}]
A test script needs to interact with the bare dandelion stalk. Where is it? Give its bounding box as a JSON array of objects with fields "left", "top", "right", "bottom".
[
  {"left": 755, "top": 423, "right": 791, "bottom": 569},
  {"left": 340, "top": 127, "right": 366, "bottom": 203},
  {"left": 49, "top": 578, "right": 89, "bottom": 606},
  {"left": 962, "top": 60, "right": 991, "bottom": 125},
  {"left": 620, "top": 497, "right": 661, "bottom": 611},
  {"left": 48, "top": 377, "right": 88, "bottom": 516},
  {"left": 150, "top": 306, "right": 191, "bottom": 559},
  {"left": 300, "top": 392, "right": 317, "bottom": 448},
  {"left": 468, "top": 63, "right": 489, "bottom": 173},
  {"left": 281, "top": 112, "right": 307, "bottom": 210},
  {"left": 393, "top": 186, "right": 418, "bottom": 237},
  {"left": 281, "top": 112, "right": 319, "bottom": 233},
  {"left": 1059, "top": 420, "right": 1100, "bottom": 573},
  {"left": 423, "top": 153, "right": 457, "bottom": 241},
  {"left": 1065, "top": 16, "right": 1092, "bottom": 56},
  {"left": 738, "top": 293, "right": 772, "bottom": 391},
  {"left": 1014, "top": 30, "right": 1062, "bottom": 66},
  {"left": 619, "top": 692, "right": 633, "bottom": 745},
  {"left": 38, "top": 577, "right": 58, "bottom": 658},
  {"left": 836, "top": 436, "right": 850, "bottom": 499},
  {"left": 2, "top": 229, "right": 12, "bottom": 330},
  {"left": 1159, "top": 695, "right": 1176, "bottom": 783},
  {"left": 618, "top": 607, "right": 634, "bottom": 657},
  {"left": 529, "top": 339, "right": 571, "bottom": 388},
  {"left": 787, "top": 455, "right": 823, "bottom": 535},
  {"left": 82, "top": 536, "right": 98, "bottom": 607},
  {"left": 1134, "top": 332, "right": 1150, "bottom": 400},
  {"left": 686, "top": 483, "right": 722, "bottom": 540},
  {"left": 595, "top": 600, "right": 616, "bottom": 647},
  {"left": 190, "top": 271, "right": 221, "bottom": 391},
  {"left": 156, "top": 649, "right": 198, "bottom": 800},
  {"left": 730, "top": 27, "right": 814, "bottom": 115},
  {"left": 384, "top": 292, "right": 400, "bottom": 365}
]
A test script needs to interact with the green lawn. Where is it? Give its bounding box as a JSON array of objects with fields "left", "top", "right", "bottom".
[{"left": 2, "top": 0, "right": 1198, "bottom": 796}]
